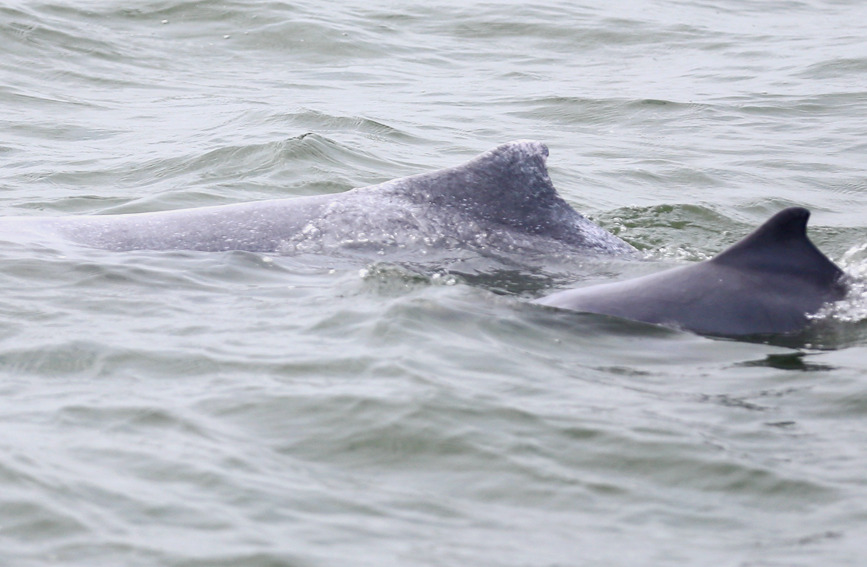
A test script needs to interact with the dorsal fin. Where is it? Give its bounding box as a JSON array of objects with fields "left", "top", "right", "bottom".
[
  {"left": 390, "top": 140, "right": 560, "bottom": 213},
  {"left": 712, "top": 207, "right": 844, "bottom": 286},
  {"left": 378, "top": 140, "right": 634, "bottom": 253}
]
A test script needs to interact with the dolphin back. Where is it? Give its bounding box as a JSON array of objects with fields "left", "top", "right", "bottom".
[
  {"left": 7, "top": 141, "right": 633, "bottom": 258},
  {"left": 535, "top": 207, "right": 848, "bottom": 336}
]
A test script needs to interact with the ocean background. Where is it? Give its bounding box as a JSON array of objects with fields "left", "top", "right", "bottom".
[{"left": 1, "top": 1, "right": 867, "bottom": 565}]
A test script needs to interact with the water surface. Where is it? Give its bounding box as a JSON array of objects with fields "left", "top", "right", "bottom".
[{"left": 1, "top": 1, "right": 867, "bottom": 566}]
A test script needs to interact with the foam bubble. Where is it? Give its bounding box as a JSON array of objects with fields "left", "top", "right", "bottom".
[{"left": 811, "top": 243, "right": 867, "bottom": 323}]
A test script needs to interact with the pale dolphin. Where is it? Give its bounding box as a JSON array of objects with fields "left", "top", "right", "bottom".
[
  {"left": 0, "top": 141, "right": 633, "bottom": 257},
  {"left": 534, "top": 207, "right": 847, "bottom": 336}
]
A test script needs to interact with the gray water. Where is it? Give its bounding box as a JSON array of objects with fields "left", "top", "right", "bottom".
[{"left": 1, "top": 1, "right": 867, "bottom": 565}]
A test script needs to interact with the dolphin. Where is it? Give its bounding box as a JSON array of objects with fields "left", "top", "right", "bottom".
[
  {"left": 0, "top": 141, "right": 633, "bottom": 258},
  {"left": 534, "top": 207, "right": 848, "bottom": 336}
]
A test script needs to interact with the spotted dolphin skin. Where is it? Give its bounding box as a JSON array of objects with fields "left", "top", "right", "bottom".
[
  {"left": 534, "top": 207, "right": 848, "bottom": 336},
  {"left": 0, "top": 141, "right": 634, "bottom": 257}
]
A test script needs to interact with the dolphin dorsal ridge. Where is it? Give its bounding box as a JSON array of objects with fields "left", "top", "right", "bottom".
[
  {"left": 390, "top": 141, "right": 568, "bottom": 228},
  {"left": 711, "top": 207, "right": 844, "bottom": 286}
]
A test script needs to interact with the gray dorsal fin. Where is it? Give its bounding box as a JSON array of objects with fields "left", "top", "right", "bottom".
[
  {"left": 392, "top": 140, "right": 561, "bottom": 216},
  {"left": 378, "top": 140, "right": 634, "bottom": 253},
  {"left": 712, "top": 207, "right": 844, "bottom": 286}
]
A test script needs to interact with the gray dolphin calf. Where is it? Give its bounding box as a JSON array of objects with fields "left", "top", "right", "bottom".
[
  {"left": 0, "top": 141, "right": 633, "bottom": 257},
  {"left": 535, "top": 207, "right": 847, "bottom": 336}
]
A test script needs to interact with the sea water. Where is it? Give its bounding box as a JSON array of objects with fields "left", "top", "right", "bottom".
[{"left": 1, "top": 1, "right": 867, "bottom": 565}]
